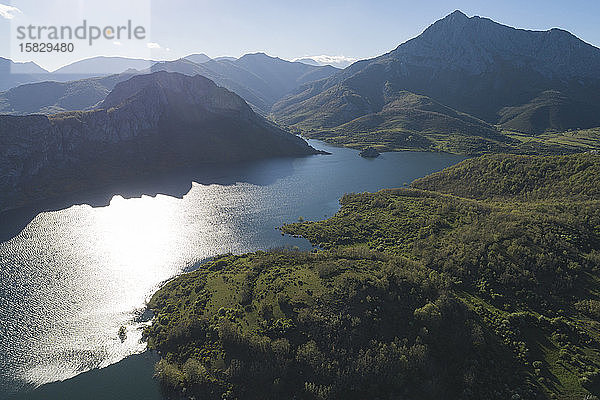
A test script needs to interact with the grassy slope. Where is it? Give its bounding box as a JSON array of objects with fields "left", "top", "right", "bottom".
[
  {"left": 506, "top": 128, "right": 600, "bottom": 154},
  {"left": 146, "top": 153, "right": 600, "bottom": 400},
  {"left": 498, "top": 91, "right": 600, "bottom": 135},
  {"left": 411, "top": 153, "right": 600, "bottom": 201},
  {"left": 294, "top": 125, "right": 600, "bottom": 156},
  {"left": 273, "top": 85, "right": 600, "bottom": 156},
  {"left": 276, "top": 86, "right": 523, "bottom": 155}
]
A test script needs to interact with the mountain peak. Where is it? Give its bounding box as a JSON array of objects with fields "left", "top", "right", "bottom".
[
  {"left": 406, "top": 10, "right": 474, "bottom": 43},
  {"left": 390, "top": 8, "right": 600, "bottom": 80},
  {"left": 432, "top": 9, "right": 471, "bottom": 30},
  {"left": 100, "top": 71, "right": 220, "bottom": 109},
  {"left": 447, "top": 10, "right": 469, "bottom": 20}
]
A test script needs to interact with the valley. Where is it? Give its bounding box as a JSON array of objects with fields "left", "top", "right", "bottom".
[{"left": 1, "top": 6, "right": 599, "bottom": 400}]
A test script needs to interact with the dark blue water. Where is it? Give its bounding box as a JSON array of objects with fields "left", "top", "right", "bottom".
[{"left": 0, "top": 140, "right": 464, "bottom": 399}]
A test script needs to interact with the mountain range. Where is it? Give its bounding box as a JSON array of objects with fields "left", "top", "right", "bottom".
[
  {"left": 0, "top": 53, "right": 339, "bottom": 116},
  {"left": 148, "top": 53, "right": 339, "bottom": 114},
  {"left": 0, "top": 56, "right": 155, "bottom": 90},
  {"left": 0, "top": 71, "right": 320, "bottom": 213},
  {"left": 1, "top": 10, "right": 600, "bottom": 155},
  {"left": 0, "top": 73, "right": 137, "bottom": 115}
]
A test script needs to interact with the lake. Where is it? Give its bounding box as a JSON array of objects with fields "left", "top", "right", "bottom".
[{"left": 0, "top": 140, "right": 464, "bottom": 399}]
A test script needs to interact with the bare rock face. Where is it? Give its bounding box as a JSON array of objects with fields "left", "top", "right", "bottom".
[
  {"left": 392, "top": 10, "right": 600, "bottom": 79},
  {"left": 0, "top": 71, "right": 320, "bottom": 213}
]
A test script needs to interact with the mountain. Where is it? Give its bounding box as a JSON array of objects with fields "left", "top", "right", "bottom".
[
  {"left": 272, "top": 10, "right": 600, "bottom": 151},
  {"left": 147, "top": 58, "right": 276, "bottom": 113},
  {"left": 0, "top": 73, "right": 136, "bottom": 115},
  {"left": 235, "top": 53, "right": 340, "bottom": 94},
  {"left": 0, "top": 57, "right": 49, "bottom": 91},
  {"left": 6, "top": 60, "right": 47, "bottom": 74},
  {"left": 0, "top": 57, "right": 151, "bottom": 92},
  {"left": 0, "top": 58, "right": 260, "bottom": 116},
  {"left": 0, "top": 59, "right": 209, "bottom": 116},
  {"left": 293, "top": 83, "right": 513, "bottom": 154},
  {"left": 0, "top": 71, "right": 320, "bottom": 213},
  {"left": 412, "top": 153, "right": 600, "bottom": 201},
  {"left": 184, "top": 53, "right": 212, "bottom": 64},
  {"left": 148, "top": 53, "right": 339, "bottom": 114},
  {"left": 0, "top": 56, "right": 154, "bottom": 101},
  {"left": 51, "top": 56, "right": 154, "bottom": 79}
]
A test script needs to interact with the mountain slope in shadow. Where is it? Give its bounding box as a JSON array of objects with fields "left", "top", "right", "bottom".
[{"left": 0, "top": 71, "right": 322, "bottom": 215}]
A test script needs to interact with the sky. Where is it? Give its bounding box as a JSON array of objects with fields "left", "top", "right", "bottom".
[{"left": 1, "top": 0, "right": 599, "bottom": 71}]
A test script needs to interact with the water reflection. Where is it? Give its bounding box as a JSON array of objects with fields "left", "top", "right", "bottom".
[{"left": 0, "top": 156, "right": 298, "bottom": 244}]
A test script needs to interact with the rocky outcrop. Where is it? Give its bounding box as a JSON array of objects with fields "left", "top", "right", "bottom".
[{"left": 0, "top": 71, "right": 321, "bottom": 213}]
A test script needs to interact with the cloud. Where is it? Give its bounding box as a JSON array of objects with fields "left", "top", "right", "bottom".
[
  {"left": 147, "top": 42, "right": 170, "bottom": 53},
  {"left": 293, "top": 55, "right": 358, "bottom": 68},
  {"left": 0, "top": 3, "right": 21, "bottom": 19}
]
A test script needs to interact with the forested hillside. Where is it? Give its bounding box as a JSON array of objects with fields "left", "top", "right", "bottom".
[{"left": 146, "top": 153, "right": 600, "bottom": 399}]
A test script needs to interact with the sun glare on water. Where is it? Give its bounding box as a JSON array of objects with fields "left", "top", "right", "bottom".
[
  {"left": 93, "top": 194, "right": 183, "bottom": 301},
  {"left": 0, "top": 191, "right": 206, "bottom": 388},
  {"left": 0, "top": 181, "right": 262, "bottom": 390}
]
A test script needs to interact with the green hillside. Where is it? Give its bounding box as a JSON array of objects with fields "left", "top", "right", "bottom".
[
  {"left": 274, "top": 84, "right": 600, "bottom": 155},
  {"left": 498, "top": 91, "right": 600, "bottom": 134},
  {"left": 411, "top": 153, "right": 600, "bottom": 200},
  {"left": 277, "top": 86, "right": 519, "bottom": 155},
  {"left": 145, "top": 153, "right": 600, "bottom": 399}
]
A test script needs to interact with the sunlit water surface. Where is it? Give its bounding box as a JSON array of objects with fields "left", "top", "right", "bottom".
[{"left": 0, "top": 141, "right": 464, "bottom": 398}]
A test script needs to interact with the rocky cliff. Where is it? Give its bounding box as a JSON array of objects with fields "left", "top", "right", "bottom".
[{"left": 0, "top": 71, "right": 320, "bottom": 213}]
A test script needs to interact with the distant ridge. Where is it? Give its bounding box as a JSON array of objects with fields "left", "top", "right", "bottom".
[
  {"left": 52, "top": 56, "right": 155, "bottom": 75},
  {"left": 0, "top": 57, "right": 49, "bottom": 91}
]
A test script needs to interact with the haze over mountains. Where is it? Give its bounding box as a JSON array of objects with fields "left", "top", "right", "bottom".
[
  {"left": 0, "top": 53, "right": 339, "bottom": 115},
  {"left": 0, "top": 71, "right": 319, "bottom": 213},
  {"left": 0, "top": 57, "right": 49, "bottom": 91},
  {"left": 0, "top": 56, "right": 155, "bottom": 90},
  {"left": 293, "top": 56, "right": 357, "bottom": 68},
  {"left": 148, "top": 53, "right": 339, "bottom": 114},
  {"left": 0, "top": 73, "right": 138, "bottom": 115},
  {"left": 51, "top": 56, "right": 155, "bottom": 79}
]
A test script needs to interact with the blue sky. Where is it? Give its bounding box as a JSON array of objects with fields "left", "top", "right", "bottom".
[{"left": 1, "top": 0, "right": 599, "bottom": 71}]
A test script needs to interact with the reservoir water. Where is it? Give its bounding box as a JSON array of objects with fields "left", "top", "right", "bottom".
[{"left": 0, "top": 140, "right": 464, "bottom": 399}]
